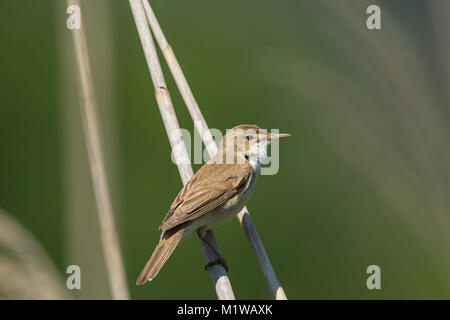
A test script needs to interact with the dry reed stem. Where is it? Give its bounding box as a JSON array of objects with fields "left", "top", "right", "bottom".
[
  {"left": 67, "top": 0, "right": 129, "bottom": 300},
  {"left": 142, "top": 0, "right": 287, "bottom": 300},
  {"left": 129, "top": 0, "right": 235, "bottom": 300}
]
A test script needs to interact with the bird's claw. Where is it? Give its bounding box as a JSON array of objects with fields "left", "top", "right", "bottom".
[{"left": 205, "top": 257, "right": 229, "bottom": 272}]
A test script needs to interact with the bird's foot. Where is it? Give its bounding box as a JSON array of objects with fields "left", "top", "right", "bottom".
[{"left": 205, "top": 257, "right": 229, "bottom": 272}]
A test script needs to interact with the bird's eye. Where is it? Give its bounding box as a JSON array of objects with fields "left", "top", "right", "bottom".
[{"left": 245, "top": 135, "right": 253, "bottom": 141}]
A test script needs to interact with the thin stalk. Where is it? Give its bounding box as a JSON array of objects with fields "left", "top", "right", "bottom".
[
  {"left": 67, "top": 0, "right": 129, "bottom": 300},
  {"left": 129, "top": 0, "right": 235, "bottom": 300},
  {"left": 142, "top": 0, "right": 287, "bottom": 300}
]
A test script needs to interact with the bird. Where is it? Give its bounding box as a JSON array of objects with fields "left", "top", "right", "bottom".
[{"left": 136, "top": 124, "right": 290, "bottom": 284}]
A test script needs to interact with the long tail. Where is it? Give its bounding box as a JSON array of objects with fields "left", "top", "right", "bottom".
[{"left": 136, "top": 228, "right": 185, "bottom": 285}]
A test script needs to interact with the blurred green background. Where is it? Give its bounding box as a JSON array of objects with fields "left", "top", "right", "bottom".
[{"left": 1, "top": 0, "right": 449, "bottom": 299}]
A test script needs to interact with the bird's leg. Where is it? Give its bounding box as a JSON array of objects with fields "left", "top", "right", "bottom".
[
  {"left": 197, "top": 231, "right": 229, "bottom": 272},
  {"left": 202, "top": 239, "right": 229, "bottom": 272}
]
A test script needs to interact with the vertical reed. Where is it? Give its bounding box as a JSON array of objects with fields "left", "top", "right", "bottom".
[
  {"left": 67, "top": 0, "right": 129, "bottom": 300},
  {"left": 129, "top": 0, "right": 235, "bottom": 300}
]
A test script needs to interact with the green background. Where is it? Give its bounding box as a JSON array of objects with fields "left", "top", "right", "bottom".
[{"left": 1, "top": 0, "right": 449, "bottom": 299}]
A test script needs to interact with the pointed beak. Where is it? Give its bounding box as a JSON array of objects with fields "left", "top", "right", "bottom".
[{"left": 268, "top": 133, "right": 291, "bottom": 141}]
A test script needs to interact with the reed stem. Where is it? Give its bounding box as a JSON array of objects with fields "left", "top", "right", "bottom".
[
  {"left": 67, "top": 0, "right": 129, "bottom": 300},
  {"left": 129, "top": 0, "right": 235, "bottom": 300},
  {"left": 142, "top": 0, "right": 287, "bottom": 300}
]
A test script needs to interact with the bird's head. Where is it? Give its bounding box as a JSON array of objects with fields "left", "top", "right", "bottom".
[{"left": 216, "top": 124, "right": 290, "bottom": 167}]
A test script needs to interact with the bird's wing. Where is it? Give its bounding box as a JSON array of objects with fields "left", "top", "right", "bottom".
[{"left": 159, "top": 163, "right": 252, "bottom": 231}]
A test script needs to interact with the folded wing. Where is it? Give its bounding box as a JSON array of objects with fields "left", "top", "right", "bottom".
[{"left": 159, "top": 163, "right": 252, "bottom": 231}]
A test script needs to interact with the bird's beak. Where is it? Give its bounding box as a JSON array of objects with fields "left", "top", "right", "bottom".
[{"left": 268, "top": 133, "right": 291, "bottom": 140}]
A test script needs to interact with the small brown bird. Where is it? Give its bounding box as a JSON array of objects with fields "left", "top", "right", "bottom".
[{"left": 136, "top": 124, "right": 290, "bottom": 284}]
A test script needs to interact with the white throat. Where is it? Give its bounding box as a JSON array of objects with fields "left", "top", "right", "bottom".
[
  {"left": 247, "top": 142, "right": 268, "bottom": 171},
  {"left": 248, "top": 155, "right": 260, "bottom": 170}
]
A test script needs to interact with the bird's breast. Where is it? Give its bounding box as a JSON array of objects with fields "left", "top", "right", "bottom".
[
  {"left": 192, "top": 168, "right": 259, "bottom": 234},
  {"left": 212, "top": 169, "right": 258, "bottom": 223}
]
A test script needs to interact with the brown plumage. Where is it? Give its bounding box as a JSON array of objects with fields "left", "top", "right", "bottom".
[
  {"left": 136, "top": 162, "right": 254, "bottom": 285},
  {"left": 160, "top": 163, "right": 253, "bottom": 231},
  {"left": 136, "top": 124, "right": 289, "bottom": 284}
]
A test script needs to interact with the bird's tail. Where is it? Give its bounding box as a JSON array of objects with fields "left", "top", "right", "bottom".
[{"left": 136, "top": 228, "right": 185, "bottom": 285}]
